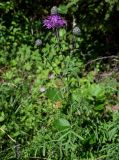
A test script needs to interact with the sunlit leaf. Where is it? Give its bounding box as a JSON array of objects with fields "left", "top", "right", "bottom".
[{"left": 54, "top": 118, "right": 70, "bottom": 130}]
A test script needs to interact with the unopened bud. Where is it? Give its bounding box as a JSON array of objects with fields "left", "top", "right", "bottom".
[
  {"left": 35, "top": 39, "right": 42, "bottom": 46},
  {"left": 73, "top": 27, "right": 81, "bottom": 36},
  {"left": 48, "top": 72, "right": 55, "bottom": 79},
  {"left": 51, "top": 6, "right": 58, "bottom": 15},
  {"left": 40, "top": 86, "right": 46, "bottom": 93}
]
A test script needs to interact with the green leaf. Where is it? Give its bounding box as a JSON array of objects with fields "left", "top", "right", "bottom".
[
  {"left": 54, "top": 118, "right": 70, "bottom": 130},
  {"left": 59, "top": 29, "right": 66, "bottom": 38},
  {"left": 89, "top": 84, "right": 105, "bottom": 99},
  {"left": 24, "top": 62, "right": 32, "bottom": 71},
  {"left": 46, "top": 87, "right": 62, "bottom": 102},
  {"left": 71, "top": 130, "right": 84, "bottom": 140},
  {"left": 0, "top": 112, "right": 5, "bottom": 122},
  {"left": 58, "top": 5, "right": 68, "bottom": 14},
  {"left": 72, "top": 90, "right": 81, "bottom": 102},
  {"left": 94, "top": 104, "right": 104, "bottom": 111},
  {"left": 89, "top": 134, "right": 96, "bottom": 144},
  {"left": 67, "top": 0, "right": 79, "bottom": 9}
]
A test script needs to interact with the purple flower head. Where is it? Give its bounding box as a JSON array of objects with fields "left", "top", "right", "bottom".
[{"left": 43, "top": 15, "right": 67, "bottom": 29}]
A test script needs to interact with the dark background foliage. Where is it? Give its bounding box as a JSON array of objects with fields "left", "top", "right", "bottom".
[{"left": 0, "top": 0, "right": 119, "bottom": 59}]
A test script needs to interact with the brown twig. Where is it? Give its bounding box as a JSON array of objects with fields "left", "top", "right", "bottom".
[{"left": 85, "top": 55, "right": 119, "bottom": 67}]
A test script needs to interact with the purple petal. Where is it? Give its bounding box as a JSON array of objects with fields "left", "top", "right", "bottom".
[{"left": 43, "top": 15, "right": 67, "bottom": 29}]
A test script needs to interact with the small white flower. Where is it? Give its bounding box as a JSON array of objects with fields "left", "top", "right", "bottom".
[
  {"left": 35, "top": 39, "right": 42, "bottom": 46},
  {"left": 48, "top": 73, "right": 55, "bottom": 79},
  {"left": 40, "top": 86, "right": 46, "bottom": 93}
]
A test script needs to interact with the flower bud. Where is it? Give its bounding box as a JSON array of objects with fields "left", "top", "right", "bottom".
[
  {"left": 48, "top": 72, "right": 55, "bottom": 79},
  {"left": 73, "top": 27, "right": 81, "bottom": 36},
  {"left": 51, "top": 6, "right": 58, "bottom": 15},
  {"left": 40, "top": 86, "right": 46, "bottom": 93},
  {"left": 35, "top": 39, "right": 42, "bottom": 46}
]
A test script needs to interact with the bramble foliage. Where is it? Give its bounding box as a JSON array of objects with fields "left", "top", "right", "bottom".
[{"left": 0, "top": 0, "right": 119, "bottom": 159}]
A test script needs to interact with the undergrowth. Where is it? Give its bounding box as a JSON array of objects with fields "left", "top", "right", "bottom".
[{"left": 0, "top": 5, "right": 119, "bottom": 159}]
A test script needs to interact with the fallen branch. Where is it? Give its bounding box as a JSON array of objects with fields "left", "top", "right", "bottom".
[{"left": 85, "top": 55, "right": 119, "bottom": 67}]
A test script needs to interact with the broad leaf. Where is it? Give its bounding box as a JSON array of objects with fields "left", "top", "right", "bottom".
[{"left": 54, "top": 118, "right": 70, "bottom": 130}]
